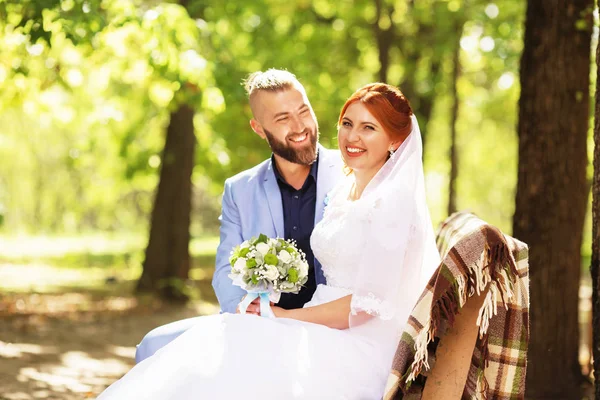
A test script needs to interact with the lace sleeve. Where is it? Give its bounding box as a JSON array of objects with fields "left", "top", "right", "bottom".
[{"left": 351, "top": 292, "right": 395, "bottom": 320}]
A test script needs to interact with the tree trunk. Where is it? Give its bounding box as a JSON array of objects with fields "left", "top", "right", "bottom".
[
  {"left": 137, "top": 105, "right": 196, "bottom": 301},
  {"left": 373, "top": 0, "right": 394, "bottom": 83},
  {"left": 513, "top": 1, "right": 592, "bottom": 398},
  {"left": 592, "top": 13, "right": 600, "bottom": 398},
  {"left": 370, "top": 0, "right": 442, "bottom": 152},
  {"left": 399, "top": 56, "right": 440, "bottom": 154},
  {"left": 447, "top": 24, "right": 462, "bottom": 217}
]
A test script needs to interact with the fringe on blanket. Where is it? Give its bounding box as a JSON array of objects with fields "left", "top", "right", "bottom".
[{"left": 401, "top": 226, "right": 518, "bottom": 399}]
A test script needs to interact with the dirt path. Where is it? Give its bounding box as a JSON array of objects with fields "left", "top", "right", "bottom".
[
  {"left": 0, "top": 265, "right": 594, "bottom": 399},
  {"left": 0, "top": 292, "right": 219, "bottom": 400}
]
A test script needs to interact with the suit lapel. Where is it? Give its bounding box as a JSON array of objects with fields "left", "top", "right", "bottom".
[
  {"left": 315, "top": 146, "right": 341, "bottom": 225},
  {"left": 263, "top": 160, "right": 284, "bottom": 238}
]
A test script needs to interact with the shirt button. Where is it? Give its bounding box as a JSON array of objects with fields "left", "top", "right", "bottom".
[
  {"left": 293, "top": 195, "right": 299, "bottom": 199},
  {"left": 293, "top": 226, "right": 298, "bottom": 231}
]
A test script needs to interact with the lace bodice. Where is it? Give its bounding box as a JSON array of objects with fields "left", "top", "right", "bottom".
[{"left": 310, "top": 178, "right": 372, "bottom": 291}]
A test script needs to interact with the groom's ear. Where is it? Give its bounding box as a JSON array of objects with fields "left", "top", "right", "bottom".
[{"left": 250, "top": 119, "right": 267, "bottom": 140}]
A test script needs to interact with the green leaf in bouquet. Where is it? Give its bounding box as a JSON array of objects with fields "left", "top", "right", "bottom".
[
  {"left": 239, "top": 247, "right": 250, "bottom": 257},
  {"left": 286, "top": 246, "right": 297, "bottom": 255},
  {"left": 251, "top": 272, "right": 260, "bottom": 284},
  {"left": 229, "top": 256, "right": 238, "bottom": 267},
  {"left": 287, "top": 268, "right": 299, "bottom": 283},
  {"left": 264, "top": 253, "right": 279, "bottom": 265},
  {"left": 256, "top": 233, "right": 268, "bottom": 244}
]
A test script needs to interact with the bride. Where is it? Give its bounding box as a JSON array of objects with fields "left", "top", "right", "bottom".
[{"left": 98, "top": 83, "right": 440, "bottom": 400}]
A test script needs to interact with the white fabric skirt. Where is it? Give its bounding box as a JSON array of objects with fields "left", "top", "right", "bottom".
[{"left": 97, "top": 285, "right": 390, "bottom": 400}]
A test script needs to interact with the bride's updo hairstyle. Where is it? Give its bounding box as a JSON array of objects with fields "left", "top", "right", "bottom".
[{"left": 337, "top": 83, "right": 413, "bottom": 144}]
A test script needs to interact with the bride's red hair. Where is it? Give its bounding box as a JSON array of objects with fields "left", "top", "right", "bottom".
[{"left": 338, "top": 83, "right": 413, "bottom": 143}]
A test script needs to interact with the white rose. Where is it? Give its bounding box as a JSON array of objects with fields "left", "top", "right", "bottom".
[
  {"left": 298, "top": 261, "right": 309, "bottom": 277},
  {"left": 240, "top": 241, "right": 250, "bottom": 249},
  {"left": 228, "top": 273, "right": 245, "bottom": 287},
  {"left": 255, "top": 242, "right": 270, "bottom": 256},
  {"left": 268, "top": 238, "right": 278, "bottom": 247},
  {"left": 278, "top": 250, "right": 292, "bottom": 263},
  {"left": 263, "top": 264, "right": 280, "bottom": 281},
  {"left": 233, "top": 258, "right": 247, "bottom": 272}
]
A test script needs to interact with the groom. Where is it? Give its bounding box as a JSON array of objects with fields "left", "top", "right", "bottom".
[{"left": 135, "top": 69, "right": 344, "bottom": 363}]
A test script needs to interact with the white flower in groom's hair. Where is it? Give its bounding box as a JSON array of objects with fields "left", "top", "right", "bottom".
[
  {"left": 278, "top": 249, "right": 292, "bottom": 263},
  {"left": 256, "top": 242, "right": 270, "bottom": 256}
]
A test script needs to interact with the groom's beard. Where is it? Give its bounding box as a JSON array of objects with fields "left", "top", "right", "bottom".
[{"left": 264, "top": 127, "right": 319, "bottom": 166}]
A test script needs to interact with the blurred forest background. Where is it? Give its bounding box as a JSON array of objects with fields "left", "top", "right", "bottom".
[{"left": 0, "top": 0, "right": 598, "bottom": 399}]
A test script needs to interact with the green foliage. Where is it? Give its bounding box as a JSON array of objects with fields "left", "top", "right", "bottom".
[
  {"left": 1, "top": 0, "right": 593, "bottom": 253},
  {"left": 0, "top": 0, "right": 221, "bottom": 234}
]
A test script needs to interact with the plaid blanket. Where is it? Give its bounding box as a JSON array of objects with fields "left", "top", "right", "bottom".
[{"left": 384, "top": 212, "right": 529, "bottom": 400}]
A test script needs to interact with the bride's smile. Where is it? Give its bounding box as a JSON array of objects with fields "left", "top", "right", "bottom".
[
  {"left": 339, "top": 103, "right": 390, "bottom": 174},
  {"left": 345, "top": 145, "right": 366, "bottom": 156}
]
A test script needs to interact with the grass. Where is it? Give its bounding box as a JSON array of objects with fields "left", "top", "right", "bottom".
[
  {"left": 0, "top": 232, "right": 592, "bottom": 299},
  {"left": 0, "top": 233, "right": 219, "bottom": 296}
]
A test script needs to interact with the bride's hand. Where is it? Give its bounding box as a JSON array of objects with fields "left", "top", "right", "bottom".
[
  {"left": 271, "top": 306, "right": 289, "bottom": 319},
  {"left": 236, "top": 296, "right": 276, "bottom": 316}
]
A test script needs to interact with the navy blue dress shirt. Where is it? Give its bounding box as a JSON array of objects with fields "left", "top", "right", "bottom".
[{"left": 271, "top": 156, "right": 318, "bottom": 310}]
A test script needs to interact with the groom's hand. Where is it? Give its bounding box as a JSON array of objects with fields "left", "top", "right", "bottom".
[
  {"left": 236, "top": 296, "right": 260, "bottom": 315},
  {"left": 236, "top": 296, "right": 275, "bottom": 316}
]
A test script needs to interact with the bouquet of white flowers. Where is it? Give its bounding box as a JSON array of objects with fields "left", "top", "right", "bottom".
[{"left": 229, "top": 234, "right": 309, "bottom": 318}]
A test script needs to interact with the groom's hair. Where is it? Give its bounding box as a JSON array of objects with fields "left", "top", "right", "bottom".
[
  {"left": 243, "top": 69, "right": 302, "bottom": 97},
  {"left": 243, "top": 69, "right": 307, "bottom": 117}
]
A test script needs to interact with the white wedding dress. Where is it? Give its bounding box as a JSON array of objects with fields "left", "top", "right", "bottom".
[
  {"left": 98, "top": 114, "right": 439, "bottom": 400},
  {"left": 98, "top": 184, "right": 402, "bottom": 400}
]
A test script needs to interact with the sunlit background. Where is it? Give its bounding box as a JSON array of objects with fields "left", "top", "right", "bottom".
[{"left": 0, "top": 0, "right": 596, "bottom": 398}]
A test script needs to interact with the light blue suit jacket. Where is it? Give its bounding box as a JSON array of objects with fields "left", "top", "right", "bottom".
[{"left": 212, "top": 145, "right": 344, "bottom": 313}]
